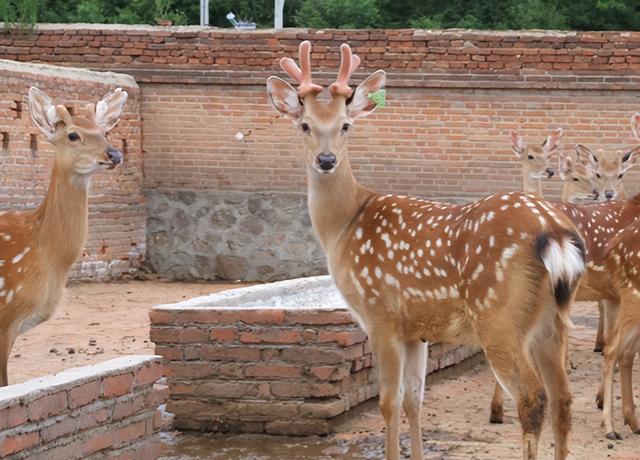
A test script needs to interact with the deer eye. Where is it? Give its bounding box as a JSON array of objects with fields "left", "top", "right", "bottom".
[
  {"left": 572, "top": 177, "right": 579, "bottom": 182},
  {"left": 595, "top": 173, "right": 601, "bottom": 179},
  {"left": 618, "top": 173, "right": 624, "bottom": 179},
  {"left": 300, "top": 123, "right": 310, "bottom": 133},
  {"left": 68, "top": 133, "right": 80, "bottom": 142},
  {"left": 342, "top": 123, "right": 351, "bottom": 134},
  {"left": 527, "top": 155, "right": 534, "bottom": 160}
]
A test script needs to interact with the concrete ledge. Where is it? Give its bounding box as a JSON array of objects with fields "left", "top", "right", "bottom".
[{"left": 151, "top": 276, "right": 480, "bottom": 435}]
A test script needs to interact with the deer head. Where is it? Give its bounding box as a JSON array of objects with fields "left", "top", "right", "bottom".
[
  {"left": 28, "top": 87, "right": 127, "bottom": 181},
  {"left": 511, "top": 129, "right": 562, "bottom": 193},
  {"left": 558, "top": 152, "right": 600, "bottom": 203},
  {"left": 572, "top": 114, "right": 640, "bottom": 201},
  {"left": 267, "top": 41, "right": 385, "bottom": 175}
]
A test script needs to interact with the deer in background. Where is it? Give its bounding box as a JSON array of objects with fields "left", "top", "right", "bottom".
[
  {"left": 268, "top": 41, "right": 585, "bottom": 460},
  {"left": 512, "top": 129, "right": 562, "bottom": 194},
  {"left": 490, "top": 114, "right": 640, "bottom": 426},
  {"left": 0, "top": 87, "right": 127, "bottom": 386}
]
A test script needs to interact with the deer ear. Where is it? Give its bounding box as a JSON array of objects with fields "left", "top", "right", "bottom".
[
  {"left": 544, "top": 128, "right": 563, "bottom": 153},
  {"left": 622, "top": 145, "right": 640, "bottom": 172},
  {"left": 28, "top": 87, "right": 61, "bottom": 140},
  {"left": 96, "top": 87, "right": 127, "bottom": 132},
  {"left": 348, "top": 70, "right": 386, "bottom": 120},
  {"left": 267, "top": 76, "right": 303, "bottom": 120},
  {"left": 576, "top": 144, "right": 597, "bottom": 166},
  {"left": 558, "top": 154, "right": 572, "bottom": 180},
  {"left": 511, "top": 132, "right": 524, "bottom": 157},
  {"left": 631, "top": 112, "right": 640, "bottom": 142}
]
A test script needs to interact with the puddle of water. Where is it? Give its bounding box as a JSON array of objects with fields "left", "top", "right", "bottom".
[{"left": 158, "top": 431, "right": 384, "bottom": 460}]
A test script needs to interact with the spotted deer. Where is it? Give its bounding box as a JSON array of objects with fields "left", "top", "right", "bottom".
[
  {"left": 490, "top": 114, "right": 640, "bottom": 425},
  {"left": 0, "top": 87, "right": 127, "bottom": 386},
  {"left": 512, "top": 129, "right": 562, "bottom": 194},
  {"left": 267, "top": 41, "right": 585, "bottom": 460},
  {"left": 597, "top": 219, "right": 640, "bottom": 439}
]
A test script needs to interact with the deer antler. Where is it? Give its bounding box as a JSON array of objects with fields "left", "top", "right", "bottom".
[
  {"left": 279, "top": 40, "right": 323, "bottom": 97},
  {"left": 329, "top": 43, "right": 361, "bottom": 98}
]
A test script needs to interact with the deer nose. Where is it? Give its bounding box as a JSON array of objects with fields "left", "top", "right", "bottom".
[
  {"left": 545, "top": 168, "right": 555, "bottom": 178},
  {"left": 316, "top": 153, "right": 336, "bottom": 171},
  {"left": 604, "top": 189, "right": 615, "bottom": 200},
  {"left": 107, "top": 148, "right": 122, "bottom": 165}
]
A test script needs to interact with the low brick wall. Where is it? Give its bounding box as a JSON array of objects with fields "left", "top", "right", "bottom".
[
  {"left": 0, "top": 355, "right": 168, "bottom": 460},
  {"left": 150, "top": 276, "right": 479, "bottom": 435}
]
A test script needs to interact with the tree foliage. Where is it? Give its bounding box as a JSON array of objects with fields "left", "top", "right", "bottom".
[{"left": 2, "top": 0, "right": 640, "bottom": 30}]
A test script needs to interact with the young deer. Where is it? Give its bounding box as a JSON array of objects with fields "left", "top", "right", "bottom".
[
  {"left": 268, "top": 41, "right": 585, "bottom": 460},
  {"left": 512, "top": 129, "right": 562, "bottom": 194},
  {"left": 490, "top": 115, "right": 640, "bottom": 425},
  {"left": 0, "top": 87, "right": 127, "bottom": 386}
]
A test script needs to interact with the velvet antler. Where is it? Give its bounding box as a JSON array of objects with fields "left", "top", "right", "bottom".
[
  {"left": 279, "top": 40, "right": 323, "bottom": 97},
  {"left": 329, "top": 43, "right": 361, "bottom": 98}
]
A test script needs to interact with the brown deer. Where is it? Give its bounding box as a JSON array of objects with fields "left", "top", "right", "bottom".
[
  {"left": 0, "top": 87, "right": 127, "bottom": 386},
  {"left": 598, "top": 219, "right": 640, "bottom": 440},
  {"left": 512, "top": 129, "right": 562, "bottom": 194},
  {"left": 490, "top": 115, "right": 640, "bottom": 425},
  {"left": 267, "top": 41, "right": 585, "bottom": 460}
]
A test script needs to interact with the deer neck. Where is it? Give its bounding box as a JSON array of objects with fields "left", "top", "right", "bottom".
[
  {"left": 33, "top": 160, "right": 89, "bottom": 270},
  {"left": 523, "top": 173, "right": 542, "bottom": 195},
  {"left": 307, "top": 153, "right": 371, "bottom": 254}
]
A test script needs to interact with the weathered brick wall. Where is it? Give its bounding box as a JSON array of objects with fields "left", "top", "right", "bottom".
[
  {"left": 0, "top": 59, "right": 146, "bottom": 280},
  {"left": 4, "top": 25, "right": 640, "bottom": 280},
  {"left": 0, "top": 356, "right": 168, "bottom": 459},
  {"left": 149, "top": 277, "right": 479, "bottom": 435}
]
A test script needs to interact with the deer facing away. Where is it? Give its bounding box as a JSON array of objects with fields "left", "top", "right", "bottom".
[
  {"left": 268, "top": 41, "right": 585, "bottom": 460},
  {"left": 0, "top": 87, "right": 127, "bottom": 386}
]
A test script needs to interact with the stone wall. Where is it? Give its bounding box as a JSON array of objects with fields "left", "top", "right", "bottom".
[
  {"left": 4, "top": 26, "right": 640, "bottom": 281},
  {"left": 0, "top": 59, "right": 146, "bottom": 280},
  {"left": 149, "top": 277, "right": 479, "bottom": 435},
  {"left": 146, "top": 189, "right": 325, "bottom": 281},
  {"left": 0, "top": 356, "right": 168, "bottom": 459}
]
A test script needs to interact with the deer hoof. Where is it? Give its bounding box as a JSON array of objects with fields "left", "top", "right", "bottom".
[
  {"left": 605, "top": 431, "right": 622, "bottom": 440},
  {"left": 489, "top": 407, "right": 504, "bottom": 424}
]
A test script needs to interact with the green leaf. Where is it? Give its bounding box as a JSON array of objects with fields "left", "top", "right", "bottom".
[{"left": 368, "top": 89, "right": 387, "bottom": 108}]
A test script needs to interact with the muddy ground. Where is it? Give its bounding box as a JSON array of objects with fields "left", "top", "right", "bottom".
[{"left": 9, "top": 280, "right": 640, "bottom": 459}]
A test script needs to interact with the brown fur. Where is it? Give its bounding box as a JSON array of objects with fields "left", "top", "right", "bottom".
[
  {"left": 268, "top": 42, "right": 584, "bottom": 460},
  {"left": 0, "top": 89, "right": 124, "bottom": 386}
]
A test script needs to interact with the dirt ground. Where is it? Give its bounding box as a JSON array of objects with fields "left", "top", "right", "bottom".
[
  {"left": 9, "top": 278, "right": 249, "bottom": 384},
  {"left": 8, "top": 280, "right": 640, "bottom": 459}
]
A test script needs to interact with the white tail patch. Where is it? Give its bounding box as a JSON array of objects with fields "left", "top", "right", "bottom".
[{"left": 539, "top": 237, "right": 584, "bottom": 288}]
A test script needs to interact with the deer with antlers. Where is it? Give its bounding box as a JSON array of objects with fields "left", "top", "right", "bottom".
[
  {"left": 512, "top": 129, "right": 562, "bottom": 194},
  {"left": 490, "top": 115, "right": 640, "bottom": 426},
  {"left": 268, "top": 41, "right": 586, "bottom": 460},
  {"left": 0, "top": 87, "right": 127, "bottom": 386}
]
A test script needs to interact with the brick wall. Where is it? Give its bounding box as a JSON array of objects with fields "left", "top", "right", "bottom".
[
  {"left": 0, "top": 59, "right": 146, "bottom": 280},
  {"left": 3, "top": 25, "right": 640, "bottom": 280},
  {"left": 0, "top": 355, "right": 168, "bottom": 460},
  {"left": 149, "top": 276, "right": 479, "bottom": 434}
]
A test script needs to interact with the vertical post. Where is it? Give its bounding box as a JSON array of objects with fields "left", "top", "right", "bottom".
[
  {"left": 274, "top": 0, "right": 285, "bottom": 29},
  {"left": 200, "top": 0, "right": 209, "bottom": 26}
]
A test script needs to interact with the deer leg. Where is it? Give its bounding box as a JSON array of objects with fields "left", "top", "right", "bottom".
[
  {"left": 490, "top": 381, "right": 505, "bottom": 424},
  {"left": 0, "top": 326, "right": 17, "bottom": 387},
  {"left": 487, "top": 354, "right": 546, "bottom": 460},
  {"left": 601, "top": 347, "right": 621, "bottom": 440},
  {"left": 371, "top": 334, "right": 405, "bottom": 460},
  {"left": 594, "top": 301, "right": 606, "bottom": 352},
  {"left": 597, "top": 300, "right": 621, "bottom": 409},
  {"left": 531, "top": 326, "right": 572, "bottom": 460},
  {"left": 620, "top": 337, "right": 640, "bottom": 434},
  {"left": 402, "top": 340, "right": 427, "bottom": 460}
]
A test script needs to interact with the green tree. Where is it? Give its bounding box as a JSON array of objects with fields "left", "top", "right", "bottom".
[{"left": 294, "top": 0, "right": 382, "bottom": 28}]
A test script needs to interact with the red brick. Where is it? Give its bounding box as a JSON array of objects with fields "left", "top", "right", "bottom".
[
  {"left": 68, "top": 380, "right": 101, "bottom": 409},
  {"left": 317, "top": 329, "right": 368, "bottom": 346},
  {"left": 76, "top": 406, "right": 112, "bottom": 430},
  {"left": 134, "top": 362, "right": 164, "bottom": 387},
  {"left": 40, "top": 417, "right": 77, "bottom": 443},
  {"left": 0, "top": 431, "right": 39, "bottom": 456},
  {"left": 0, "top": 405, "right": 27, "bottom": 430},
  {"left": 210, "top": 327, "right": 238, "bottom": 342},
  {"left": 113, "top": 419, "right": 147, "bottom": 447},
  {"left": 102, "top": 373, "right": 134, "bottom": 398},
  {"left": 240, "top": 329, "right": 302, "bottom": 344},
  {"left": 83, "top": 431, "right": 113, "bottom": 456},
  {"left": 27, "top": 392, "right": 68, "bottom": 421},
  {"left": 244, "top": 364, "right": 302, "bottom": 379}
]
